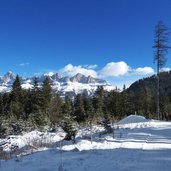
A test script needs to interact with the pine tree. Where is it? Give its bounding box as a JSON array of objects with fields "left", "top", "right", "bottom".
[
  {"left": 0, "top": 118, "right": 6, "bottom": 138},
  {"left": 61, "top": 115, "right": 77, "bottom": 143},
  {"left": 62, "top": 96, "right": 73, "bottom": 116},
  {"left": 11, "top": 75, "right": 22, "bottom": 98},
  {"left": 10, "top": 75, "right": 24, "bottom": 119},
  {"left": 23, "top": 89, "right": 32, "bottom": 119},
  {"left": 28, "top": 77, "right": 52, "bottom": 127},
  {"left": 31, "top": 77, "right": 43, "bottom": 113},
  {"left": 124, "top": 90, "right": 137, "bottom": 115},
  {"left": 94, "top": 86, "right": 105, "bottom": 119},
  {"left": 0, "top": 94, "right": 3, "bottom": 116},
  {"left": 2, "top": 93, "right": 11, "bottom": 117},
  {"left": 161, "top": 96, "right": 171, "bottom": 120},
  {"left": 73, "top": 94, "right": 85, "bottom": 123},
  {"left": 101, "top": 115, "right": 112, "bottom": 133},
  {"left": 49, "top": 94, "right": 63, "bottom": 125},
  {"left": 84, "top": 97, "right": 94, "bottom": 120},
  {"left": 107, "top": 90, "right": 121, "bottom": 137},
  {"left": 41, "top": 76, "right": 52, "bottom": 114},
  {"left": 121, "top": 85, "right": 130, "bottom": 116},
  {"left": 137, "top": 86, "right": 153, "bottom": 119},
  {"left": 84, "top": 97, "right": 95, "bottom": 143}
]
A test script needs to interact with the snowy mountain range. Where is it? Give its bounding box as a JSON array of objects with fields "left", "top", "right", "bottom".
[{"left": 0, "top": 71, "right": 115, "bottom": 97}]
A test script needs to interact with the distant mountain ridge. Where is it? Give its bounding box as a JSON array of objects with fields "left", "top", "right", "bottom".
[
  {"left": 127, "top": 71, "right": 171, "bottom": 96},
  {"left": 0, "top": 71, "right": 16, "bottom": 84},
  {"left": 0, "top": 71, "right": 115, "bottom": 97}
]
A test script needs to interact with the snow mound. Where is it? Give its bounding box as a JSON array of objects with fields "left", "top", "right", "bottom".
[
  {"left": 118, "top": 115, "right": 148, "bottom": 125},
  {"left": 0, "top": 130, "right": 66, "bottom": 151}
]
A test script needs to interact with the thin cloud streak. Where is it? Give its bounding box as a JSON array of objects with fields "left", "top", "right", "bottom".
[{"left": 19, "top": 62, "right": 30, "bottom": 67}]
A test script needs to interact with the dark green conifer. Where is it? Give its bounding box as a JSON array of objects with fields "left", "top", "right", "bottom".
[
  {"left": 49, "top": 94, "right": 63, "bottom": 125},
  {"left": 41, "top": 76, "right": 52, "bottom": 113},
  {"left": 73, "top": 94, "right": 85, "bottom": 123},
  {"left": 10, "top": 75, "right": 24, "bottom": 119}
]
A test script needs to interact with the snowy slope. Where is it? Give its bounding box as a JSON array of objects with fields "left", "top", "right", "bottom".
[
  {"left": 118, "top": 114, "right": 148, "bottom": 124},
  {"left": 0, "top": 130, "right": 66, "bottom": 152},
  {"left": 1, "top": 115, "right": 171, "bottom": 171}
]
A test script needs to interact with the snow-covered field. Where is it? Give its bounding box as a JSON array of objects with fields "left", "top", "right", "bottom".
[{"left": 1, "top": 115, "right": 171, "bottom": 171}]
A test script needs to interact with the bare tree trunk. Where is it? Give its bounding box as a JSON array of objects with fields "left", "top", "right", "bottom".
[
  {"left": 153, "top": 21, "right": 171, "bottom": 120},
  {"left": 157, "top": 51, "right": 160, "bottom": 120},
  {"left": 157, "top": 72, "right": 160, "bottom": 120},
  {"left": 58, "top": 141, "right": 64, "bottom": 171},
  {"left": 112, "top": 116, "right": 115, "bottom": 139},
  {"left": 90, "top": 120, "right": 93, "bottom": 144}
]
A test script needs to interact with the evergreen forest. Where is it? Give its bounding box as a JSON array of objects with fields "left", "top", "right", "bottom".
[{"left": 1, "top": 71, "right": 171, "bottom": 139}]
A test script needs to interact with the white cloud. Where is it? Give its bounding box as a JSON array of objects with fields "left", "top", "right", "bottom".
[
  {"left": 161, "top": 67, "right": 171, "bottom": 72},
  {"left": 58, "top": 62, "right": 155, "bottom": 89},
  {"left": 86, "top": 64, "right": 97, "bottom": 69},
  {"left": 19, "top": 62, "right": 30, "bottom": 67},
  {"left": 59, "top": 64, "right": 98, "bottom": 77},
  {"left": 134, "top": 67, "right": 154, "bottom": 75},
  {"left": 99, "top": 61, "right": 129, "bottom": 77},
  {"left": 44, "top": 72, "right": 54, "bottom": 77}
]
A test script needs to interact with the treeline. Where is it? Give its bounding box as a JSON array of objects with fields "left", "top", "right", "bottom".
[
  {"left": 0, "top": 75, "right": 127, "bottom": 138},
  {"left": 128, "top": 71, "right": 171, "bottom": 120},
  {"left": 0, "top": 73, "right": 171, "bottom": 138}
]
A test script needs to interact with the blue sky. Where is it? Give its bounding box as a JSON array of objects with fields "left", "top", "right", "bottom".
[{"left": 0, "top": 0, "right": 171, "bottom": 87}]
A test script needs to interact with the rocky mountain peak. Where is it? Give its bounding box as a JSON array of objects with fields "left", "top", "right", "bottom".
[
  {"left": 70, "top": 73, "right": 87, "bottom": 83},
  {"left": 69, "top": 73, "right": 107, "bottom": 84},
  {"left": 0, "top": 71, "right": 113, "bottom": 96},
  {"left": 2, "top": 71, "right": 16, "bottom": 84}
]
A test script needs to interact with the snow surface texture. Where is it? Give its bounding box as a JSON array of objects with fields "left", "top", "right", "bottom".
[
  {"left": 118, "top": 114, "right": 148, "bottom": 124},
  {"left": 1, "top": 115, "right": 171, "bottom": 171},
  {"left": 0, "top": 129, "right": 66, "bottom": 152}
]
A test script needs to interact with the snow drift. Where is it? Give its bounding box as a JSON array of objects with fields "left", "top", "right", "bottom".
[{"left": 118, "top": 115, "right": 148, "bottom": 124}]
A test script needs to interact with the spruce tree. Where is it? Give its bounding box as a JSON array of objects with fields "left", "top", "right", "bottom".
[
  {"left": 0, "top": 94, "right": 3, "bottom": 116},
  {"left": 2, "top": 93, "right": 11, "bottom": 117},
  {"left": 0, "top": 118, "right": 6, "bottom": 138},
  {"left": 31, "top": 77, "right": 43, "bottom": 113},
  {"left": 61, "top": 114, "right": 77, "bottom": 143},
  {"left": 29, "top": 77, "right": 52, "bottom": 127},
  {"left": 84, "top": 97, "right": 95, "bottom": 143},
  {"left": 101, "top": 115, "right": 112, "bottom": 133},
  {"left": 23, "top": 89, "right": 32, "bottom": 119},
  {"left": 49, "top": 94, "right": 63, "bottom": 125},
  {"left": 73, "top": 94, "right": 85, "bottom": 123},
  {"left": 41, "top": 76, "right": 52, "bottom": 113},
  {"left": 10, "top": 75, "right": 24, "bottom": 119},
  {"left": 121, "top": 85, "right": 130, "bottom": 116},
  {"left": 94, "top": 86, "right": 105, "bottom": 119},
  {"left": 61, "top": 97, "right": 77, "bottom": 142},
  {"left": 107, "top": 90, "right": 121, "bottom": 137},
  {"left": 62, "top": 96, "right": 73, "bottom": 116},
  {"left": 84, "top": 97, "right": 94, "bottom": 121}
]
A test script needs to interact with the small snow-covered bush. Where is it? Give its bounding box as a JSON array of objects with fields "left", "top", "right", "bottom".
[{"left": 61, "top": 116, "right": 78, "bottom": 143}]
